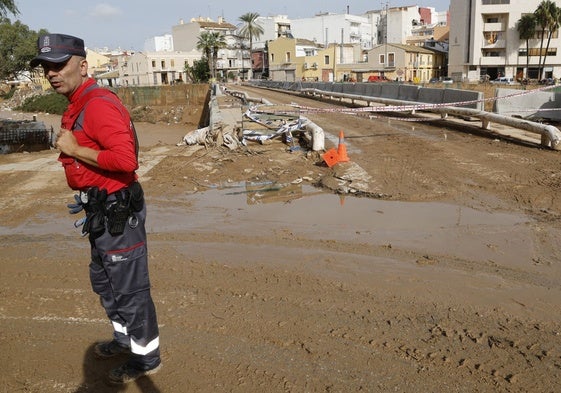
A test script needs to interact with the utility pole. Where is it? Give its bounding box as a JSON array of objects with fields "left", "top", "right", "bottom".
[{"left": 383, "top": 1, "right": 389, "bottom": 70}]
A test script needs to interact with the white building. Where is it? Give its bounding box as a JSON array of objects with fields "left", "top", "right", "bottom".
[
  {"left": 448, "top": 0, "right": 561, "bottom": 82},
  {"left": 386, "top": 5, "right": 423, "bottom": 44},
  {"left": 144, "top": 34, "right": 174, "bottom": 52},
  {"left": 364, "top": 5, "right": 447, "bottom": 46},
  {"left": 171, "top": 16, "right": 252, "bottom": 81},
  {"left": 290, "top": 12, "right": 373, "bottom": 50},
  {"left": 254, "top": 15, "right": 293, "bottom": 48}
]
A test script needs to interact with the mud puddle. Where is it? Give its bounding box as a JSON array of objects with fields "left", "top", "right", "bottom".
[
  {"left": 1, "top": 181, "right": 533, "bottom": 269},
  {"left": 148, "top": 183, "right": 532, "bottom": 267}
]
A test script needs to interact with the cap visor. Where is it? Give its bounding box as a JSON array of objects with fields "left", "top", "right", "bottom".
[{"left": 30, "top": 53, "right": 72, "bottom": 68}]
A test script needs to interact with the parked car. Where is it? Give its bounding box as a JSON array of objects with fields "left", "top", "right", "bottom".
[
  {"left": 491, "top": 77, "right": 517, "bottom": 85},
  {"left": 442, "top": 77, "right": 454, "bottom": 84},
  {"left": 539, "top": 78, "right": 556, "bottom": 85},
  {"left": 429, "top": 77, "right": 439, "bottom": 83},
  {"left": 367, "top": 75, "right": 389, "bottom": 83}
]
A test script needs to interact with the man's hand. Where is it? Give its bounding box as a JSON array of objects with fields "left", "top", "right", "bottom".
[
  {"left": 55, "top": 128, "right": 79, "bottom": 157},
  {"left": 55, "top": 128, "right": 100, "bottom": 167}
]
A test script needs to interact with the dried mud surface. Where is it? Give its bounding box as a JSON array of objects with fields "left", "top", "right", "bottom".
[{"left": 1, "top": 84, "right": 561, "bottom": 393}]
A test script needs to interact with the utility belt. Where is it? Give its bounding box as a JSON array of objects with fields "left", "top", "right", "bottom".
[{"left": 77, "top": 182, "right": 144, "bottom": 239}]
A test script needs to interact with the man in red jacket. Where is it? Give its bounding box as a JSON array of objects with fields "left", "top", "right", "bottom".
[{"left": 31, "top": 34, "right": 161, "bottom": 385}]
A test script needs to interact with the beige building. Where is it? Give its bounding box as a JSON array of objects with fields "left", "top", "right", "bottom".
[
  {"left": 365, "top": 43, "right": 443, "bottom": 83},
  {"left": 119, "top": 50, "right": 201, "bottom": 86}
]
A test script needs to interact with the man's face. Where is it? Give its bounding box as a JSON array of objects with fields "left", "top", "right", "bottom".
[{"left": 42, "top": 56, "right": 88, "bottom": 97}]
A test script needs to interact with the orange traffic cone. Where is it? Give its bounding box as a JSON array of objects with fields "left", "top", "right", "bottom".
[
  {"left": 322, "top": 148, "right": 339, "bottom": 168},
  {"left": 339, "top": 194, "right": 346, "bottom": 206},
  {"left": 337, "top": 131, "right": 350, "bottom": 162}
]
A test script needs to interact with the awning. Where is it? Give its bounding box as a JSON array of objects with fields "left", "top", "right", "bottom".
[{"left": 95, "top": 70, "right": 119, "bottom": 79}]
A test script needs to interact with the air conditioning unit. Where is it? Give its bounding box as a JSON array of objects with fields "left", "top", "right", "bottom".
[
  {"left": 312, "top": 62, "right": 318, "bottom": 69},
  {"left": 303, "top": 62, "right": 309, "bottom": 70}
]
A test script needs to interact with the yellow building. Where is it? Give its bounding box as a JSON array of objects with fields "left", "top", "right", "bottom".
[{"left": 268, "top": 37, "right": 362, "bottom": 82}]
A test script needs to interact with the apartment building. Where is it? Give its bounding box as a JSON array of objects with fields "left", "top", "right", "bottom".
[
  {"left": 119, "top": 50, "right": 201, "bottom": 86},
  {"left": 172, "top": 17, "right": 253, "bottom": 82},
  {"left": 448, "top": 0, "right": 561, "bottom": 82}
]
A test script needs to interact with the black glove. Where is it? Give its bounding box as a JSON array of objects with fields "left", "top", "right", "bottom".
[
  {"left": 82, "top": 187, "right": 107, "bottom": 239},
  {"left": 128, "top": 182, "right": 144, "bottom": 212}
]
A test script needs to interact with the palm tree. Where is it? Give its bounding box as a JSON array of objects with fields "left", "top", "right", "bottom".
[
  {"left": 0, "top": 0, "right": 18, "bottom": 17},
  {"left": 196, "top": 31, "right": 216, "bottom": 78},
  {"left": 534, "top": 0, "right": 557, "bottom": 80},
  {"left": 238, "top": 12, "right": 264, "bottom": 80},
  {"left": 210, "top": 32, "right": 226, "bottom": 80},
  {"left": 517, "top": 14, "right": 537, "bottom": 80},
  {"left": 197, "top": 31, "right": 227, "bottom": 79},
  {"left": 541, "top": 4, "right": 561, "bottom": 79}
]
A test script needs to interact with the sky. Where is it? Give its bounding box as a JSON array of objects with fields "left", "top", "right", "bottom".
[{"left": 10, "top": 0, "right": 450, "bottom": 51}]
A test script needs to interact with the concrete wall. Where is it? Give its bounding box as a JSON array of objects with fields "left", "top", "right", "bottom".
[
  {"left": 116, "top": 84, "right": 210, "bottom": 107},
  {"left": 251, "top": 81, "right": 485, "bottom": 109},
  {"left": 494, "top": 87, "right": 561, "bottom": 121}
]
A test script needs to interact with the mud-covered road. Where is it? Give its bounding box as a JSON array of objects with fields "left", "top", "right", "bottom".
[{"left": 1, "top": 84, "right": 561, "bottom": 393}]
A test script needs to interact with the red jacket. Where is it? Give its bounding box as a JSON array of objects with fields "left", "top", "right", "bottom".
[{"left": 59, "top": 78, "right": 138, "bottom": 194}]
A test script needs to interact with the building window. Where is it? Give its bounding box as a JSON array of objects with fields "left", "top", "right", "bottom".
[
  {"left": 171, "top": 59, "right": 175, "bottom": 67},
  {"left": 161, "top": 60, "right": 166, "bottom": 68},
  {"left": 285, "top": 52, "right": 291, "bottom": 62},
  {"left": 379, "top": 54, "right": 385, "bottom": 65},
  {"left": 271, "top": 53, "right": 275, "bottom": 63},
  {"left": 388, "top": 53, "right": 395, "bottom": 67},
  {"left": 151, "top": 60, "right": 156, "bottom": 68},
  {"left": 324, "top": 55, "right": 330, "bottom": 65},
  {"left": 522, "top": 48, "right": 558, "bottom": 57}
]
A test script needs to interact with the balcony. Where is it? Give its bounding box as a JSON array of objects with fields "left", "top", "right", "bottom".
[
  {"left": 482, "top": 39, "right": 506, "bottom": 49},
  {"left": 483, "top": 22, "right": 505, "bottom": 32}
]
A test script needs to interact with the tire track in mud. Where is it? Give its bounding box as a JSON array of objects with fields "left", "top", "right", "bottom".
[
  {"left": 148, "top": 231, "right": 561, "bottom": 290},
  {"left": 152, "top": 250, "right": 561, "bottom": 392}
]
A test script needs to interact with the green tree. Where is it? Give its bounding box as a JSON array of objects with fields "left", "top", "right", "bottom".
[
  {"left": 185, "top": 59, "right": 210, "bottom": 83},
  {"left": 238, "top": 12, "right": 264, "bottom": 80},
  {"left": 0, "top": 18, "right": 46, "bottom": 81},
  {"left": 0, "top": 0, "right": 19, "bottom": 17},
  {"left": 534, "top": 0, "right": 557, "bottom": 80},
  {"left": 517, "top": 14, "right": 537, "bottom": 80}
]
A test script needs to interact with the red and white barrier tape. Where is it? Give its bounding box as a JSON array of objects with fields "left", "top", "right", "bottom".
[{"left": 253, "top": 84, "right": 560, "bottom": 115}]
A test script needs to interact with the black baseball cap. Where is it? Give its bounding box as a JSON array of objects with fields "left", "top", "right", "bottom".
[{"left": 30, "top": 33, "right": 87, "bottom": 68}]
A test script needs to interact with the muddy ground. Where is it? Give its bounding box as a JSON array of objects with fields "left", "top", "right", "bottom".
[{"left": 1, "top": 84, "right": 561, "bottom": 393}]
